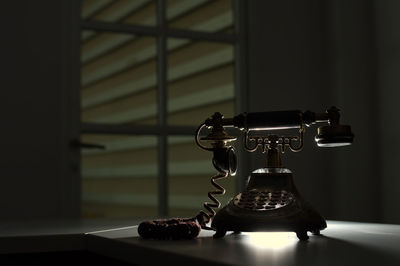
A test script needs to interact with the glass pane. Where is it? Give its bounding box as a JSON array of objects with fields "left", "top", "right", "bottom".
[
  {"left": 81, "top": 0, "right": 156, "bottom": 26},
  {"left": 81, "top": 134, "right": 158, "bottom": 219},
  {"left": 167, "top": 0, "right": 233, "bottom": 33},
  {"left": 168, "top": 136, "right": 236, "bottom": 217},
  {"left": 81, "top": 31, "right": 157, "bottom": 125},
  {"left": 167, "top": 38, "right": 235, "bottom": 126}
]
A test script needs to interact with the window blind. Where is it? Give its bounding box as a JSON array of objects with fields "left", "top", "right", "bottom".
[{"left": 81, "top": 0, "right": 236, "bottom": 219}]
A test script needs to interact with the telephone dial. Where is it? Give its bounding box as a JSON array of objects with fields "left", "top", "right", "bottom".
[{"left": 138, "top": 106, "right": 354, "bottom": 241}]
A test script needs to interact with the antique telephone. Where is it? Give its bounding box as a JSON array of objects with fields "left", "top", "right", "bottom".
[{"left": 138, "top": 106, "right": 354, "bottom": 241}]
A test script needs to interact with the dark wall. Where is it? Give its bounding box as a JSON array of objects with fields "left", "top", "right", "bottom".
[
  {"left": 247, "top": 0, "right": 400, "bottom": 224},
  {"left": 375, "top": 0, "right": 400, "bottom": 223},
  {"left": 325, "top": 0, "right": 381, "bottom": 222},
  {"left": 0, "top": 1, "right": 80, "bottom": 219}
]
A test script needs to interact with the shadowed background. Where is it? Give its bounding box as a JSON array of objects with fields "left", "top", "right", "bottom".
[{"left": 0, "top": 0, "right": 399, "bottom": 225}]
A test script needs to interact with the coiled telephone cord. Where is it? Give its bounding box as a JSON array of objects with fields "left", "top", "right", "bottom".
[{"left": 195, "top": 165, "right": 228, "bottom": 230}]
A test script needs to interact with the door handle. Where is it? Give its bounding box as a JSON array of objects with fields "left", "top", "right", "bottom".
[{"left": 70, "top": 139, "right": 106, "bottom": 150}]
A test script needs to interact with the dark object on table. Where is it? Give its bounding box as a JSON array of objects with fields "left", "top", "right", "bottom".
[{"left": 138, "top": 218, "right": 201, "bottom": 240}]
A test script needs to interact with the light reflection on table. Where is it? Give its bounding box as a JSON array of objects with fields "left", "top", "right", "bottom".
[{"left": 242, "top": 232, "right": 298, "bottom": 250}]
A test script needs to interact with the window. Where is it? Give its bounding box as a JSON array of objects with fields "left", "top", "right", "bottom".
[{"left": 79, "top": 0, "right": 247, "bottom": 220}]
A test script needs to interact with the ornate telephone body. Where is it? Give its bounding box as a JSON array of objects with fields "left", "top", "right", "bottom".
[{"left": 138, "top": 106, "right": 354, "bottom": 241}]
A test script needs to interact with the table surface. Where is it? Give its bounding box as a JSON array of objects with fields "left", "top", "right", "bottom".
[
  {"left": 2, "top": 220, "right": 400, "bottom": 266},
  {"left": 87, "top": 220, "right": 400, "bottom": 266}
]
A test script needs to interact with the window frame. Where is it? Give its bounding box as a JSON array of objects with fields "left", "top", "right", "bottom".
[{"left": 79, "top": 0, "right": 248, "bottom": 217}]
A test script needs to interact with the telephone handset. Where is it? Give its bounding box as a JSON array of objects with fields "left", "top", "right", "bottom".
[{"left": 138, "top": 106, "right": 354, "bottom": 241}]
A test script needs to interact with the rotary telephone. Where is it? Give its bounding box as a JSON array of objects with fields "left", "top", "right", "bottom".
[{"left": 139, "top": 106, "right": 353, "bottom": 241}]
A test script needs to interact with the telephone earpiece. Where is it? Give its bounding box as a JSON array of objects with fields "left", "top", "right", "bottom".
[{"left": 212, "top": 147, "right": 237, "bottom": 176}]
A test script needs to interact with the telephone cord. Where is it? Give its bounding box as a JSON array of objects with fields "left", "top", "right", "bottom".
[{"left": 195, "top": 165, "right": 228, "bottom": 230}]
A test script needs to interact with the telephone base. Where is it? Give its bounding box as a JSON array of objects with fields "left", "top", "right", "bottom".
[
  {"left": 211, "top": 202, "right": 326, "bottom": 241},
  {"left": 211, "top": 168, "right": 327, "bottom": 241}
]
